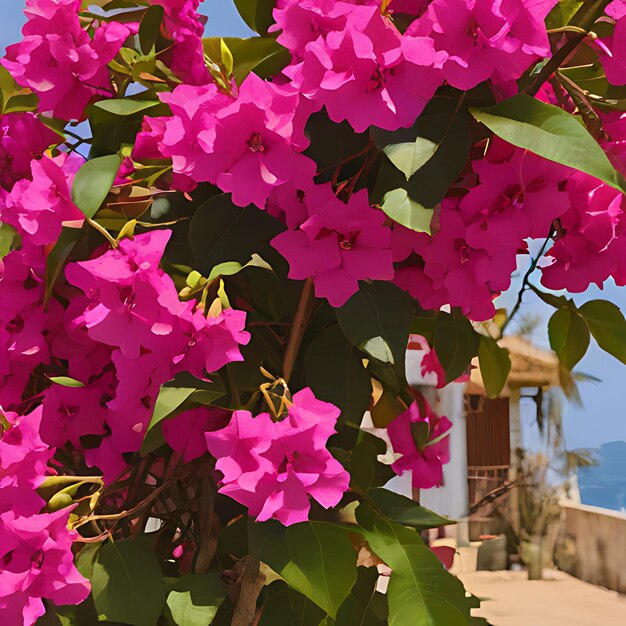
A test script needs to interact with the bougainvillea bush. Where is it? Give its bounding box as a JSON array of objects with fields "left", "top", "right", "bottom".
[{"left": 1, "top": 0, "right": 626, "bottom": 624}]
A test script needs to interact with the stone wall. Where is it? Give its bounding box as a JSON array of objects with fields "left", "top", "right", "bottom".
[{"left": 560, "top": 500, "right": 626, "bottom": 594}]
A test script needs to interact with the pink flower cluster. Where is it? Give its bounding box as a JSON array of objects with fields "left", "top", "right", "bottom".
[
  {"left": 0, "top": 152, "right": 250, "bottom": 483},
  {"left": 271, "top": 183, "right": 394, "bottom": 306},
  {"left": 2, "top": 0, "right": 130, "bottom": 120},
  {"left": 278, "top": 0, "right": 446, "bottom": 131},
  {"left": 205, "top": 388, "right": 350, "bottom": 525},
  {"left": 0, "top": 407, "right": 90, "bottom": 625},
  {"left": 392, "top": 140, "right": 572, "bottom": 320},
  {"left": 408, "top": 0, "right": 556, "bottom": 90},
  {"left": 387, "top": 398, "right": 452, "bottom": 489},
  {"left": 136, "top": 74, "right": 316, "bottom": 207}
]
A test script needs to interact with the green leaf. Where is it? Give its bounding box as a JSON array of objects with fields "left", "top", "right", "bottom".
[
  {"left": 0, "top": 223, "right": 18, "bottom": 259},
  {"left": 381, "top": 189, "right": 433, "bottom": 234},
  {"left": 470, "top": 95, "right": 626, "bottom": 192},
  {"left": 373, "top": 112, "right": 470, "bottom": 208},
  {"left": 361, "top": 336, "right": 395, "bottom": 364},
  {"left": 220, "top": 39, "right": 234, "bottom": 76},
  {"left": 71, "top": 154, "right": 121, "bottom": 219},
  {"left": 44, "top": 226, "right": 82, "bottom": 307},
  {"left": 139, "top": 4, "right": 164, "bottom": 55},
  {"left": 251, "top": 521, "right": 357, "bottom": 618},
  {"left": 369, "top": 489, "right": 454, "bottom": 531},
  {"left": 89, "top": 536, "right": 166, "bottom": 626},
  {"left": 94, "top": 99, "right": 159, "bottom": 116},
  {"left": 232, "top": 0, "right": 275, "bottom": 34},
  {"left": 548, "top": 308, "right": 590, "bottom": 370},
  {"left": 337, "top": 282, "right": 414, "bottom": 385},
  {"left": 207, "top": 261, "right": 244, "bottom": 282},
  {"left": 356, "top": 505, "right": 474, "bottom": 626},
  {"left": 304, "top": 325, "right": 372, "bottom": 427},
  {"left": 48, "top": 376, "right": 85, "bottom": 388},
  {"left": 578, "top": 299, "right": 626, "bottom": 364},
  {"left": 477, "top": 336, "right": 511, "bottom": 398},
  {"left": 348, "top": 435, "right": 395, "bottom": 493},
  {"left": 335, "top": 567, "right": 387, "bottom": 626},
  {"left": 384, "top": 137, "right": 437, "bottom": 180},
  {"left": 259, "top": 584, "right": 326, "bottom": 626},
  {"left": 433, "top": 312, "right": 480, "bottom": 384},
  {"left": 166, "top": 573, "right": 226, "bottom": 626},
  {"left": 189, "top": 194, "right": 283, "bottom": 275}
]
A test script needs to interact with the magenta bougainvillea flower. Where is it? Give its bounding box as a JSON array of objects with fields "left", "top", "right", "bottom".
[
  {"left": 149, "top": 0, "right": 210, "bottom": 85},
  {"left": 596, "top": 1, "right": 626, "bottom": 85},
  {"left": 205, "top": 388, "right": 349, "bottom": 525},
  {"left": 3, "top": 154, "right": 83, "bottom": 247},
  {"left": 387, "top": 399, "right": 452, "bottom": 489},
  {"left": 271, "top": 0, "right": 376, "bottom": 58},
  {"left": 542, "top": 173, "right": 626, "bottom": 292},
  {"left": 0, "top": 407, "right": 51, "bottom": 516},
  {"left": 408, "top": 0, "right": 555, "bottom": 90},
  {"left": 271, "top": 184, "right": 394, "bottom": 306},
  {"left": 0, "top": 508, "right": 90, "bottom": 626},
  {"left": 0, "top": 113, "right": 59, "bottom": 191},
  {"left": 2, "top": 0, "right": 130, "bottom": 119},
  {"left": 284, "top": 5, "right": 446, "bottom": 131},
  {"left": 459, "top": 141, "right": 571, "bottom": 251},
  {"left": 153, "top": 74, "right": 316, "bottom": 207}
]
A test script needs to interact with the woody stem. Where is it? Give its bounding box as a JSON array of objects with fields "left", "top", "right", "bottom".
[{"left": 282, "top": 278, "right": 314, "bottom": 383}]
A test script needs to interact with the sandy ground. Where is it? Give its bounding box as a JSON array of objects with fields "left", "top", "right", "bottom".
[{"left": 459, "top": 569, "right": 626, "bottom": 626}]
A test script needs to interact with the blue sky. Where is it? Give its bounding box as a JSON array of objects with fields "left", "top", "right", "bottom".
[{"left": 3, "top": 1, "right": 625, "bottom": 450}]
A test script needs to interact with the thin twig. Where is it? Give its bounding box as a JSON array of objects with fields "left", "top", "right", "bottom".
[
  {"left": 500, "top": 232, "right": 554, "bottom": 336},
  {"left": 282, "top": 278, "right": 314, "bottom": 382}
]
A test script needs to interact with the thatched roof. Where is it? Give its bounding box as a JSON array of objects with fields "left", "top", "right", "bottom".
[{"left": 468, "top": 335, "right": 560, "bottom": 396}]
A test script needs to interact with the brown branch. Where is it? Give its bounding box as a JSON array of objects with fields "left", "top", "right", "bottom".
[
  {"left": 230, "top": 557, "right": 266, "bottom": 626},
  {"left": 282, "top": 278, "right": 314, "bottom": 382}
]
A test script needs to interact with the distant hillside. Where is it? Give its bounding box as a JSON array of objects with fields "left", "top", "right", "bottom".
[{"left": 577, "top": 441, "right": 626, "bottom": 512}]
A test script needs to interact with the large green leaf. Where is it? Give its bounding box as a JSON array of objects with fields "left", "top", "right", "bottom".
[
  {"left": 356, "top": 505, "right": 474, "bottom": 626},
  {"left": 381, "top": 188, "right": 433, "bottom": 234},
  {"left": 166, "top": 573, "right": 226, "bottom": 626},
  {"left": 470, "top": 95, "right": 626, "bottom": 192},
  {"left": 89, "top": 536, "right": 166, "bottom": 626},
  {"left": 335, "top": 567, "right": 387, "bottom": 626},
  {"left": 233, "top": 0, "right": 275, "bottom": 34},
  {"left": 477, "top": 336, "right": 511, "bottom": 398},
  {"left": 433, "top": 312, "right": 480, "bottom": 384},
  {"left": 251, "top": 521, "right": 357, "bottom": 618},
  {"left": 368, "top": 489, "right": 454, "bottom": 531},
  {"left": 578, "top": 299, "right": 626, "bottom": 364},
  {"left": 189, "top": 194, "right": 283, "bottom": 274},
  {"left": 337, "top": 282, "right": 414, "bottom": 384},
  {"left": 305, "top": 325, "right": 372, "bottom": 427},
  {"left": 71, "top": 154, "right": 121, "bottom": 219},
  {"left": 259, "top": 584, "right": 326, "bottom": 626},
  {"left": 548, "top": 308, "right": 590, "bottom": 370}
]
